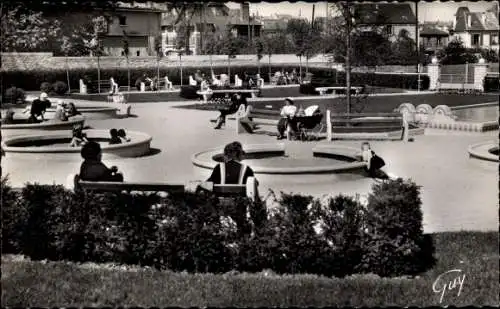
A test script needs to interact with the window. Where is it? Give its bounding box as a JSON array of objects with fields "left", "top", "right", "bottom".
[
  {"left": 385, "top": 25, "right": 393, "bottom": 35},
  {"left": 472, "top": 34, "right": 480, "bottom": 46},
  {"left": 491, "top": 34, "right": 499, "bottom": 45},
  {"left": 119, "top": 16, "right": 127, "bottom": 26},
  {"left": 136, "top": 50, "right": 140, "bottom": 56}
]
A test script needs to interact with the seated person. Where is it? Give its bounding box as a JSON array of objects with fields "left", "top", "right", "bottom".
[
  {"left": 145, "top": 76, "right": 154, "bottom": 91},
  {"left": 360, "top": 142, "right": 388, "bottom": 179},
  {"left": 194, "top": 70, "right": 203, "bottom": 84},
  {"left": 206, "top": 141, "right": 258, "bottom": 186},
  {"left": 117, "top": 129, "right": 130, "bottom": 142},
  {"left": 79, "top": 141, "right": 124, "bottom": 182},
  {"left": 70, "top": 127, "right": 88, "bottom": 147},
  {"left": 277, "top": 97, "right": 298, "bottom": 140},
  {"left": 135, "top": 74, "right": 147, "bottom": 91},
  {"left": 2, "top": 110, "right": 15, "bottom": 124},
  {"left": 53, "top": 101, "right": 69, "bottom": 122},
  {"left": 65, "top": 102, "right": 81, "bottom": 117},
  {"left": 109, "top": 128, "right": 122, "bottom": 145},
  {"left": 29, "top": 92, "right": 51, "bottom": 121},
  {"left": 214, "top": 93, "right": 245, "bottom": 129}
]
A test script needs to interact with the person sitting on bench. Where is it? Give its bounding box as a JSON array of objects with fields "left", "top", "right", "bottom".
[
  {"left": 207, "top": 141, "right": 258, "bottom": 186},
  {"left": 214, "top": 93, "right": 246, "bottom": 129},
  {"left": 109, "top": 128, "right": 122, "bottom": 145},
  {"left": 66, "top": 102, "right": 81, "bottom": 117},
  {"left": 27, "top": 92, "right": 51, "bottom": 122},
  {"left": 70, "top": 125, "right": 88, "bottom": 147},
  {"left": 277, "top": 97, "right": 297, "bottom": 140},
  {"left": 79, "top": 141, "right": 124, "bottom": 182},
  {"left": 2, "top": 109, "right": 15, "bottom": 124},
  {"left": 117, "top": 129, "right": 131, "bottom": 142},
  {"left": 360, "top": 142, "right": 389, "bottom": 180}
]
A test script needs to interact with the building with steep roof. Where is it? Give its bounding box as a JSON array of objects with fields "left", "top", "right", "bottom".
[
  {"left": 353, "top": 2, "right": 418, "bottom": 42},
  {"left": 419, "top": 22, "right": 452, "bottom": 54},
  {"left": 452, "top": 6, "right": 499, "bottom": 51}
]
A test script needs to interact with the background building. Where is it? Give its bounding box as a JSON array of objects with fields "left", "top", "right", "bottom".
[{"left": 452, "top": 5, "right": 499, "bottom": 51}]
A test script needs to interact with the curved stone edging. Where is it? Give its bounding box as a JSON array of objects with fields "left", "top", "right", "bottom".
[
  {"left": 44, "top": 106, "right": 118, "bottom": 120},
  {"left": 192, "top": 143, "right": 366, "bottom": 174},
  {"left": 1, "top": 116, "right": 85, "bottom": 137},
  {"left": 468, "top": 141, "right": 499, "bottom": 162},
  {"left": 2, "top": 129, "right": 152, "bottom": 158}
]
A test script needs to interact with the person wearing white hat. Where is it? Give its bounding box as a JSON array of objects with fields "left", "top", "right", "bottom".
[{"left": 28, "top": 92, "right": 52, "bottom": 122}]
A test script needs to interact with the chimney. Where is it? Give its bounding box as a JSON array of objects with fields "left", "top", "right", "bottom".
[
  {"left": 241, "top": 2, "right": 250, "bottom": 21},
  {"left": 481, "top": 12, "right": 486, "bottom": 25},
  {"left": 467, "top": 15, "right": 471, "bottom": 27}
]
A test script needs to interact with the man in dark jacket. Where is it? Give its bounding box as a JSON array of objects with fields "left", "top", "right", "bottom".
[
  {"left": 30, "top": 92, "right": 52, "bottom": 121},
  {"left": 79, "top": 141, "right": 124, "bottom": 182}
]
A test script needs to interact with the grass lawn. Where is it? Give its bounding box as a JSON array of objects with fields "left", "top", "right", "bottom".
[
  {"left": 2, "top": 231, "right": 498, "bottom": 307},
  {"left": 175, "top": 93, "right": 499, "bottom": 113}
]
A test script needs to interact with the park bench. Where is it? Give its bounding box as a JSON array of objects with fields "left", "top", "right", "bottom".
[
  {"left": 236, "top": 107, "right": 287, "bottom": 136},
  {"left": 196, "top": 88, "right": 261, "bottom": 104},
  {"left": 325, "top": 111, "right": 407, "bottom": 140},
  {"left": 315, "top": 86, "right": 364, "bottom": 96},
  {"left": 69, "top": 174, "right": 257, "bottom": 201},
  {"left": 437, "top": 83, "right": 479, "bottom": 94}
]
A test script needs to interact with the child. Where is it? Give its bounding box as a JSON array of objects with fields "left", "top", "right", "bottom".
[
  {"left": 54, "top": 101, "right": 69, "bottom": 122},
  {"left": 70, "top": 126, "right": 88, "bottom": 147},
  {"left": 66, "top": 102, "right": 81, "bottom": 117},
  {"left": 360, "top": 142, "right": 388, "bottom": 179},
  {"left": 109, "top": 128, "right": 122, "bottom": 145},
  {"left": 79, "top": 141, "right": 123, "bottom": 182},
  {"left": 117, "top": 129, "right": 130, "bottom": 142}
]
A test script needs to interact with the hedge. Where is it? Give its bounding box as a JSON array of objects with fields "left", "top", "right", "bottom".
[
  {"left": 1, "top": 65, "right": 303, "bottom": 93},
  {"left": 484, "top": 76, "right": 500, "bottom": 92},
  {"left": 1, "top": 176, "right": 435, "bottom": 277},
  {"left": 300, "top": 71, "right": 430, "bottom": 95},
  {"left": 179, "top": 85, "right": 261, "bottom": 99}
]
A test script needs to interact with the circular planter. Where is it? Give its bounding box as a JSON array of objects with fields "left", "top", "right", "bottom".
[
  {"left": 1, "top": 116, "right": 85, "bottom": 138},
  {"left": 44, "top": 106, "right": 118, "bottom": 120},
  {"left": 468, "top": 141, "right": 499, "bottom": 162},
  {"left": 192, "top": 143, "right": 366, "bottom": 174},
  {"left": 2, "top": 129, "right": 152, "bottom": 158}
]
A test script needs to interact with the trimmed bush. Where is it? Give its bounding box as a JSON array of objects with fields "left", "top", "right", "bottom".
[
  {"left": 4, "top": 86, "right": 26, "bottom": 104},
  {"left": 0, "top": 178, "right": 435, "bottom": 277},
  {"left": 360, "top": 179, "right": 436, "bottom": 277},
  {"left": 52, "top": 81, "right": 68, "bottom": 95},
  {"left": 40, "top": 81, "right": 52, "bottom": 94},
  {"left": 179, "top": 85, "right": 200, "bottom": 99},
  {"left": 484, "top": 76, "right": 499, "bottom": 92},
  {"left": 2, "top": 65, "right": 303, "bottom": 92}
]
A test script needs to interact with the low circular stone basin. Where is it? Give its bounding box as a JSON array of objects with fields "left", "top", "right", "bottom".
[
  {"left": 1, "top": 116, "right": 85, "bottom": 138},
  {"left": 192, "top": 143, "right": 366, "bottom": 174},
  {"left": 44, "top": 106, "right": 118, "bottom": 120},
  {"left": 2, "top": 129, "right": 152, "bottom": 158},
  {"left": 468, "top": 141, "right": 499, "bottom": 162}
]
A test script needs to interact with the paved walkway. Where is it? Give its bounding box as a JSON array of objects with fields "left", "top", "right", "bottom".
[{"left": 2, "top": 100, "right": 498, "bottom": 233}]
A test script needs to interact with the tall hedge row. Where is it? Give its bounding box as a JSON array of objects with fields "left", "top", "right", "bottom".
[
  {"left": 1, "top": 177, "right": 435, "bottom": 277},
  {"left": 300, "top": 71, "right": 430, "bottom": 94},
  {"left": 1, "top": 65, "right": 304, "bottom": 93}
]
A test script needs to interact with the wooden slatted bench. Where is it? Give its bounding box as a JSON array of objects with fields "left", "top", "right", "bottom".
[
  {"left": 315, "top": 86, "right": 363, "bottom": 96},
  {"left": 236, "top": 108, "right": 282, "bottom": 134},
  {"left": 197, "top": 89, "right": 261, "bottom": 104},
  {"left": 326, "top": 111, "right": 406, "bottom": 139},
  {"left": 69, "top": 174, "right": 257, "bottom": 201}
]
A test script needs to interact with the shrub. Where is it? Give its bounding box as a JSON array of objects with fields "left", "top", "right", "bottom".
[
  {"left": 179, "top": 85, "right": 200, "bottom": 99},
  {"left": 1, "top": 177, "right": 22, "bottom": 254},
  {"left": 4, "top": 86, "right": 26, "bottom": 104},
  {"left": 1, "top": 181, "right": 435, "bottom": 277},
  {"left": 484, "top": 76, "right": 499, "bottom": 92},
  {"left": 360, "top": 178, "right": 436, "bottom": 277},
  {"left": 52, "top": 81, "right": 68, "bottom": 95},
  {"left": 40, "top": 81, "right": 52, "bottom": 94}
]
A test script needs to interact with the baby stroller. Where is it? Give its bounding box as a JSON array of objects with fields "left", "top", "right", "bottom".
[{"left": 295, "top": 105, "right": 324, "bottom": 141}]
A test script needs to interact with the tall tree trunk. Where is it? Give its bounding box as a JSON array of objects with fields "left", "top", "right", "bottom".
[
  {"left": 299, "top": 55, "right": 302, "bottom": 82},
  {"left": 228, "top": 55, "right": 231, "bottom": 82},
  {"left": 180, "top": 54, "right": 183, "bottom": 86},
  {"left": 306, "top": 55, "right": 309, "bottom": 73},
  {"left": 127, "top": 56, "right": 130, "bottom": 92},
  {"left": 345, "top": 3, "right": 352, "bottom": 114},
  {"left": 210, "top": 53, "right": 213, "bottom": 71},
  {"left": 268, "top": 55, "right": 272, "bottom": 82},
  {"left": 157, "top": 57, "right": 160, "bottom": 91},
  {"left": 257, "top": 58, "right": 261, "bottom": 75},
  {"left": 97, "top": 55, "right": 101, "bottom": 93},
  {"left": 66, "top": 56, "right": 71, "bottom": 93}
]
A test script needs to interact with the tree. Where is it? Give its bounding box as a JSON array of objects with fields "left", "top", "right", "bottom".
[
  {"left": 0, "top": 6, "right": 61, "bottom": 53},
  {"left": 219, "top": 28, "right": 246, "bottom": 79},
  {"left": 122, "top": 30, "right": 130, "bottom": 92},
  {"left": 154, "top": 34, "right": 163, "bottom": 89},
  {"left": 287, "top": 19, "right": 309, "bottom": 79},
  {"left": 390, "top": 29, "right": 418, "bottom": 65},
  {"left": 437, "top": 37, "right": 478, "bottom": 64},
  {"left": 60, "top": 35, "right": 73, "bottom": 93},
  {"left": 261, "top": 30, "right": 291, "bottom": 81},
  {"left": 327, "top": 2, "right": 389, "bottom": 114},
  {"left": 254, "top": 38, "right": 264, "bottom": 75}
]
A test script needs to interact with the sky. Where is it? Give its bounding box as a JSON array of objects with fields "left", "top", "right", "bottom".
[{"left": 226, "top": 1, "right": 496, "bottom": 22}]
